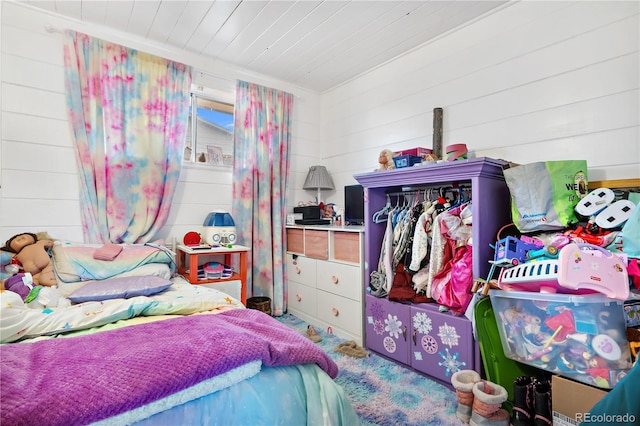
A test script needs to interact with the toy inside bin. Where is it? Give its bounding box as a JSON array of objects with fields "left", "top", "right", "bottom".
[
  {"left": 488, "top": 289, "right": 632, "bottom": 389},
  {"left": 203, "top": 262, "right": 233, "bottom": 279},
  {"left": 393, "top": 154, "right": 422, "bottom": 168}
]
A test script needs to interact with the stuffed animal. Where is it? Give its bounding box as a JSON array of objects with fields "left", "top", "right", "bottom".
[
  {"left": 3, "top": 273, "right": 37, "bottom": 300},
  {"left": 3, "top": 272, "right": 70, "bottom": 308},
  {"left": 1, "top": 250, "right": 20, "bottom": 284},
  {"left": 1, "top": 232, "right": 57, "bottom": 286},
  {"left": 375, "top": 149, "right": 396, "bottom": 172}
]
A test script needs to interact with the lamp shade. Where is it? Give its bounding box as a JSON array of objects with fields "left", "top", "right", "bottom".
[{"left": 303, "top": 165, "right": 334, "bottom": 190}]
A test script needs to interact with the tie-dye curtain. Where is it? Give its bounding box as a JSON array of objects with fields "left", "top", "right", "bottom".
[
  {"left": 232, "top": 81, "right": 293, "bottom": 316},
  {"left": 63, "top": 31, "right": 192, "bottom": 243}
]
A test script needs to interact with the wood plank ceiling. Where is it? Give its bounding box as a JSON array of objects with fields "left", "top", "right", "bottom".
[{"left": 21, "top": 0, "right": 508, "bottom": 92}]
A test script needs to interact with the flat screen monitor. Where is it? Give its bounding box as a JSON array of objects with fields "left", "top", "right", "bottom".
[{"left": 344, "top": 184, "right": 365, "bottom": 225}]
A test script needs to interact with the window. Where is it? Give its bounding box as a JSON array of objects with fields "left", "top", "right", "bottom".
[{"left": 185, "top": 87, "right": 234, "bottom": 165}]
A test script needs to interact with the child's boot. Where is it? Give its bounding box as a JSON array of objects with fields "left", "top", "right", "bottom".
[
  {"left": 451, "top": 370, "right": 481, "bottom": 423},
  {"left": 533, "top": 380, "right": 552, "bottom": 426},
  {"left": 470, "top": 380, "right": 509, "bottom": 426},
  {"left": 511, "top": 376, "right": 536, "bottom": 426}
]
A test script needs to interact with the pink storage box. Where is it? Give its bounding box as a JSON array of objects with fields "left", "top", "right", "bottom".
[{"left": 394, "top": 147, "right": 433, "bottom": 160}]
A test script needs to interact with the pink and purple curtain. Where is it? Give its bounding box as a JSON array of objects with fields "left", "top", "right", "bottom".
[
  {"left": 232, "top": 81, "right": 293, "bottom": 316},
  {"left": 63, "top": 31, "right": 191, "bottom": 243}
]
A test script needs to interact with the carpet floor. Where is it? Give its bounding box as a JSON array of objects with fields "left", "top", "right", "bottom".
[{"left": 275, "top": 314, "right": 464, "bottom": 426}]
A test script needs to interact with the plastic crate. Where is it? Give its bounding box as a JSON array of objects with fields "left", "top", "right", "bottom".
[
  {"left": 488, "top": 289, "right": 631, "bottom": 388},
  {"left": 393, "top": 154, "right": 422, "bottom": 168}
]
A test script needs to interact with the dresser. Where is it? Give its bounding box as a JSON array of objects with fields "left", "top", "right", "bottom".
[
  {"left": 286, "top": 225, "right": 365, "bottom": 344},
  {"left": 354, "top": 157, "right": 512, "bottom": 386}
]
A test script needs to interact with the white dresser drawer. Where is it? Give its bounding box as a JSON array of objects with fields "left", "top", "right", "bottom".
[
  {"left": 288, "top": 280, "right": 317, "bottom": 317},
  {"left": 316, "top": 290, "right": 362, "bottom": 336},
  {"left": 316, "top": 261, "right": 361, "bottom": 301},
  {"left": 286, "top": 254, "right": 316, "bottom": 287}
]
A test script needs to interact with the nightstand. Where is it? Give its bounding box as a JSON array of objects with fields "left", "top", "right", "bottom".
[{"left": 176, "top": 244, "right": 250, "bottom": 305}]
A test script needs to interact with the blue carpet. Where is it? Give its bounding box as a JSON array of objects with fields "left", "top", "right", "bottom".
[{"left": 275, "top": 314, "right": 464, "bottom": 426}]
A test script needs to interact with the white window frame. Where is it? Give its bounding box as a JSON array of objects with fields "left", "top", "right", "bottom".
[{"left": 186, "top": 85, "right": 234, "bottom": 166}]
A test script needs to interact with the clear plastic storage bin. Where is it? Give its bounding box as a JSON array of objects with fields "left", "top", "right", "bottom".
[{"left": 488, "top": 289, "right": 631, "bottom": 388}]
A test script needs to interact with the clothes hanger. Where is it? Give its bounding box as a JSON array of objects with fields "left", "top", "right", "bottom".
[{"left": 372, "top": 194, "right": 392, "bottom": 223}]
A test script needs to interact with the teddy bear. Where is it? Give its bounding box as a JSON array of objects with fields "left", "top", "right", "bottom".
[{"left": 1, "top": 232, "right": 57, "bottom": 286}]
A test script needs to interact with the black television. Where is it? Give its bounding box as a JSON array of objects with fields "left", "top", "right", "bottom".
[{"left": 344, "top": 184, "right": 365, "bottom": 225}]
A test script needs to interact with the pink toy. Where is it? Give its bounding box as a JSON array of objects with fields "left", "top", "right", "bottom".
[
  {"left": 498, "top": 259, "right": 598, "bottom": 295},
  {"left": 203, "top": 262, "right": 224, "bottom": 279},
  {"left": 520, "top": 235, "right": 544, "bottom": 248},
  {"left": 203, "top": 262, "right": 233, "bottom": 279},
  {"left": 557, "top": 243, "right": 629, "bottom": 301}
]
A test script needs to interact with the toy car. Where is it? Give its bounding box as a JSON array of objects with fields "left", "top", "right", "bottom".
[{"left": 491, "top": 236, "right": 540, "bottom": 267}]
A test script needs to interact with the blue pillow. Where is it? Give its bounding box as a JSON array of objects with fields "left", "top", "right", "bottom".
[{"left": 68, "top": 276, "right": 172, "bottom": 303}]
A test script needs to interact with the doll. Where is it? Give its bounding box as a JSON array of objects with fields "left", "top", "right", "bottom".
[
  {"left": 1, "top": 232, "right": 57, "bottom": 286},
  {"left": 375, "top": 149, "right": 396, "bottom": 171},
  {"left": 322, "top": 203, "right": 336, "bottom": 218}
]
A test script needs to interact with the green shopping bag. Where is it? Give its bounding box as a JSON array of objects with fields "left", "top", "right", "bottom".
[{"left": 503, "top": 160, "right": 588, "bottom": 232}]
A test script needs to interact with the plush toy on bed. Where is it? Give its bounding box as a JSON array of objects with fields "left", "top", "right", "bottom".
[
  {"left": 2, "top": 272, "right": 70, "bottom": 308},
  {"left": 3, "top": 273, "right": 39, "bottom": 301},
  {"left": 1, "top": 250, "right": 20, "bottom": 283},
  {"left": 1, "top": 232, "right": 57, "bottom": 286}
]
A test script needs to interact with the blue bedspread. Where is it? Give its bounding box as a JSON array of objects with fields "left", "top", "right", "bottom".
[
  {"left": 0, "top": 310, "right": 342, "bottom": 425},
  {"left": 132, "top": 364, "right": 361, "bottom": 426}
]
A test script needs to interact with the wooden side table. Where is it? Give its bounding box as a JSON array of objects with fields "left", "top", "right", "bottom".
[{"left": 176, "top": 244, "right": 250, "bottom": 305}]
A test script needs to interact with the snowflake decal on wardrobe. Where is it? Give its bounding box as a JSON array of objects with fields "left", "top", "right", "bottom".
[
  {"left": 373, "top": 319, "right": 385, "bottom": 335},
  {"left": 421, "top": 335, "right": 438, "bottom": 354},
  {"left": 383, "top": 336, "right": 397, "bottom": 354},
  {"left": 438, "top": 347, "right": 466, "bottom": 377},
  {"left": 412, "top": 311, "right": 432, "bottom": 335},
  {"left": 369, "top": 301, "right": 385, "bottom": 321},
  {"left": 384, "top": 314, "right": 403, "bottom": 339},
  {"left": 437, "top": 322, "right": 460, "bottom": 348}
]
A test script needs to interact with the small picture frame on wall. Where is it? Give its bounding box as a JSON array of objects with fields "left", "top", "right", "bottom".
[{"left": 207, "top": 146, "right": 224, "bottom": 165}]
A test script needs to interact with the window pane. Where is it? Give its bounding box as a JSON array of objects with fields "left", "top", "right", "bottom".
[{"left": 186, "top": 92, "right": 234, "bottom": 164}]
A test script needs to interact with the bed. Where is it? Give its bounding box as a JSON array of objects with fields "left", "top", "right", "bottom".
[{"left": 0, "top": 241, "right": 359, "bottom": 425}]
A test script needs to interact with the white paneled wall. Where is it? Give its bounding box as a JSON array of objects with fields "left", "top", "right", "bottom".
[
  {"left": 1, "top": 1, "right": 638, "bottom": 243},
  {"left": 0, "top": 2, "right": 321, "bottom": 243},
  {"left": 321, "top": 1, "right": 639, "bottom": 208}
]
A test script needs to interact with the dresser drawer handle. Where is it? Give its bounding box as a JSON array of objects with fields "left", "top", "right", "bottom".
[
  {"left": 295, "top": 267, "right": 301, "bottom": 275},
  {"left": 332, "top": 275, "right": 339, "bottom": 284},
  {"left": 332, "top": 307, "right": 339, "bottom": 317},
  {"left": 296, "top": 294, "right": 302, "bottom": 302}
]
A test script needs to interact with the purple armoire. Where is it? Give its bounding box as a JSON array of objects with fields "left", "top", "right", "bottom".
[{"left": 355, "top": 157, "right": 511, "bottom": 387}]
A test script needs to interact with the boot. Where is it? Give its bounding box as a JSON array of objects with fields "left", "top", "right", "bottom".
[
  {"left": 533, "top": 381, "right": 552, "bottom": 426},
  {"left": 470, "top": 380, "right": 510, "bottom": 426},
  {"left": 451, "top": 370, "right": 481, "bottom": 423},
  {"left": 511, "top": 376, "right": 535, "bottom": 426}
]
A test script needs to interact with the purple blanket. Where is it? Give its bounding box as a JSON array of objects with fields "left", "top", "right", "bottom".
[{"left": 0, "top": 309, "right": 338, "bottom": 425}]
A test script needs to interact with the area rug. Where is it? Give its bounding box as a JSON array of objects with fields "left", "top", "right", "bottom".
[{"left": 275, "top": 314, "right": 463, "bottom": 426}]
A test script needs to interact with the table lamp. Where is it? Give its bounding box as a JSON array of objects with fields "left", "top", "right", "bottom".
[{"left": 303, "top": 165, "right": 334, "bottom": 204}]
